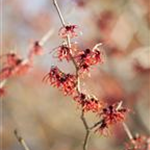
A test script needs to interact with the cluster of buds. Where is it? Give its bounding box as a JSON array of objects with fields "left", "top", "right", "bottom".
[
  {"left": 95, "top": 102, "right": 128, "bottom": 136},
  {"left": 125, "top": 134, "right": 150, "bottom": 150},
  {"left": 73, "top": 93, "right": 104, "bottom": 112},
  {"left": 43, "top": 66, "right": 77, "bottom": 95}
]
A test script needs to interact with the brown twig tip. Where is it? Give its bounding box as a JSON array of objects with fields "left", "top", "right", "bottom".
[
  {"left": 14, "top": 129, "right": 22, "bottom": 142},
  {"left": 14, "top": 129, "right": 30, "bottom": 150}
]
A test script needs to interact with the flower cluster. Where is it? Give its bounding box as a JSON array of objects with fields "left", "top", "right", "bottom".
[
  {"left": 125, "top": 134, "right": 150, "bottom": 150},
  {"left": 43, "top": 66, "right": 77, "bottom": 95},
  {"left": 75, "top": 48, "right": 103, "bottom": 74},
  {"left": 0, "top": 41, "right": 44, "bottom": 96},
  {"left": 53, "top": 45, "right": 71, "bottom": 61},
  {"left": 73, "top": 93, "right": 104, "bottom": 112},
  {"left": 95, "top": 102, "right": 128, "bottom": 136},
  {"left": 43, "top": 2, "right": 132, "bottom": 148},
  {"left": 59, "top": 25, "right": 78, "bottom": 38}
]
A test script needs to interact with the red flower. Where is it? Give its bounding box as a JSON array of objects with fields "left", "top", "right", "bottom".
[
  {"left": 95, "top": 102, "right": 128, "bottom": 136},
  {"left": 60, "top": 74, "right": 77, "bottom": 95},
  {"left": 75, "top": 48, "right": 103, "bottom": 74},
  {"left": 43, "top": 66, "right": 62, "bottom": 87},
  {"left": 43, "top": 66, "right": 77, "bottom": 95},
  {"left": 59, "top": 25, "right": 78, "bottom": 38},
  {"left": 100, "top": 103, "right": 128, "bottom": 125},
  {"left": 53, "top": 45, "right": 71, "bottom": 61},
  {"left": 75, "top": 49, "right": 92, "bottom": 73},
  {"left": 73, "top": 93, "right": 104, "bottom": 112},
  {"left": 125, "top": 134, "right": 150, "bottom": 150}
]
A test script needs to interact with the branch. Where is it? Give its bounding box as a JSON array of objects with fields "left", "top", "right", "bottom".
[
  {"left": 81, "top": 110, "right": 90, "bottom": 150},
  {"left": 90, "top": 120, "right": 102, "bottom": 130},
  {"left": 52, "top": 0, "right": 66, "bottom": 26},
  {"left": 52, "top": 1, "right": 90, "bottom": 150},
  {"left": 14, "top": 130, "right": 31, "bottom": 150},
  {"left": 122, "top": 122, "right": 133, "bottom": 140},
  {"left": 39, "top": 29, "right": 54, "bottom": 46}
]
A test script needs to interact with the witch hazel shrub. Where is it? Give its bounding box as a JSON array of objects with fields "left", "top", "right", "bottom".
[{"left": 1, "top": 0, "right": 150, "bottom": 150}]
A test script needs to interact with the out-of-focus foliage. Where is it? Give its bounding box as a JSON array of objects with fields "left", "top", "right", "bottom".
[{"left": 1, "top": 0, "right": 150, "bottom": 150}]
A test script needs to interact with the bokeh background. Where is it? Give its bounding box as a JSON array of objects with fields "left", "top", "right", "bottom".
[{"left": 1, "top": 0, "right": 150, "bottom": 150}]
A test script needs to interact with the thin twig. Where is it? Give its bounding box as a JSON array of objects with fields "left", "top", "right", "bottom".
[
  {"left": 81, "top": 110, "right": 89, "bottom": 130},
  {"left": 81, "top": 110, "right": 91, "bottom": 150},
  {"left": 52, "top": 1, "right": 90, "bottom": 150},
  {"left": 122, "top": 122, "right": 133, "bottom": 140},
  {"left": 90, "top": 120, "right": 102, "bottom": 130},
  {"left": 52, "top": 0, "right": 66, "bottom": 26},
  {"left": 116, "top": 102, "right": 134, "bottom": 140},
  {"left": 39, "top": 29, "right": 54, "bottom": 46},
  {"left": 14, "top": 130, "right": 30, "bottom": 150}
]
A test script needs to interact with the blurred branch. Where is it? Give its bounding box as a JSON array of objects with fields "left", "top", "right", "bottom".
[
  {"left": 14, "top": 130, "right": 31, "bottom": 150},
  {"left": 134, "top": 106, "right": 150, "bottom": 135},
  {"left": 39, "top": 29, "right": 54, "bottom": 46}
]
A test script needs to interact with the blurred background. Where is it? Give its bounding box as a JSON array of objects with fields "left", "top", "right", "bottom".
[{"left": 1, "top": 0, "right": 150, "bottom": 150}]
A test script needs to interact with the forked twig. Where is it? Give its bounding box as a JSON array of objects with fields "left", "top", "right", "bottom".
[{"left": 81, "top": 110, "right": 91, "bottom": 150}]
